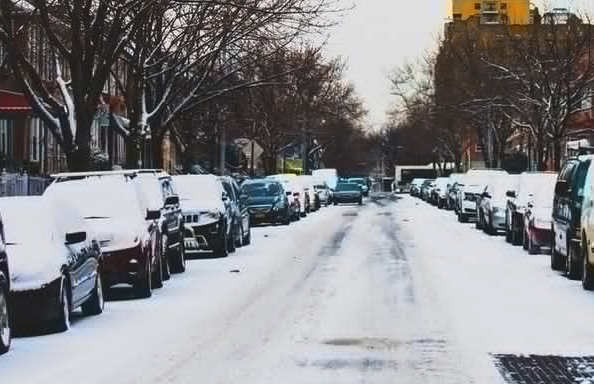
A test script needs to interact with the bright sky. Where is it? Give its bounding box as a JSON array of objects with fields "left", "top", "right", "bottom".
[{"left": 323, "top": 0, "right": 594, "bottom": 129}]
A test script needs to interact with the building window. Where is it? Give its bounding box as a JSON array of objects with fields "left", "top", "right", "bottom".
[
  {"left": 0, "top": 120, "right": 13, "bottom": 159},
  {"left": 453, "top": 13, "right": 462, "bottom": 20},
  {"left": 500, "top": 3, "right": 507, "bottom": 10},
  {"left": 475, "top": 3, "right": 481, "bottom": 10}
]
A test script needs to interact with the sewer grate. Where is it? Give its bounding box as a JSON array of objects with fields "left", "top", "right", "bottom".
[{"left": 493, "top": 354, "right": 594, "bottom": 383}]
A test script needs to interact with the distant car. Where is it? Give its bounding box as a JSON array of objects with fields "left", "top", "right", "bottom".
[
  {"left": 552, "top": 156, "right": 592, "bottom": 279},
  {"left": 269, "top": 175, "right": 309, "bottom": 217},
  {"left": 523, "top": 177, "right": 556, "bottom": 254},
  {"left": 240, "top": 180, "right": 291, "bottom": 225},
  {"left": 0, "top": 211, "right": 10, "bottom": 354},
  {"left": 410, "top": 178, "right": 426, "bottom": 197},
  {"left": 313, "top": 180, "right": 332, "bottom": 206},
  {"left": 347, "top": 178, "right": 369, "bottom": 197},
  {"left": 420, "top": 179, "right": 434, "bottom": 201},
  {"left": 45, "top": 174, "right": 161, "bottom": 299},
  {"left": 333, "top": 183, "right": 363, "bottom": 205},
  {"left": 446, "top": 174, "right": 466, "bottom": 211},
  {"left": 456, "top": 182, "right": 486, "bottom": 223},
  {"left": 2, "top": 196, "right": 103, "bottom": 333},
  {"left": 173, "top": 175, "right": 235, "bottom": 258}
]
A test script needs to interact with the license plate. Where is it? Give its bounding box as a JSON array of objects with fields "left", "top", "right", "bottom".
[{"left": 255, "top": 213, "right": 266, "bottom": 218}]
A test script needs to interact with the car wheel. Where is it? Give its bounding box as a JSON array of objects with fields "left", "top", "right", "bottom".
[
  {"left": 53, "top": 277, "right": 71, "bottom": 333},
  {"left": 527, "top": 232, "right": 539, "bottom": 254},
  {"left": 523, "top": 230, "right": 529, "bottom": 250},
  {"left": 235, "top": 223, "right": 245, "bottom": 248},
  {"left": 81, "top": 270, "right": 105, "bottom": 316},
  {"left": 0, "top": 283, "right": 11, "bottom": 355},
  {"left": 227, "top": 224, "right": 237, "bottom": 253},
  {"left": 170, "top": 234, "right": 186, "bottom": 274},
  {"left": 216, "top": 227, "right": 229, "bottom": 258},
  {"left": 161, "top": 234, "right": 171, "bottom": 281},
  {"left": 152, "top": 253, "right": 164, "bottom": 289},
  {"left": 242, "top": 225, "right": 251, "bottom": 245},
  {"left": 550, "top": 233, "right": 565, "bottom": 271},
  {"left": 505, "top": 216, "right": 512, "bottom": 243},
  {"left": 475, "top": 212, "right": 482, "bottom": 229},
  {"left": 358, "top": 198, "right": 363, "bottom": 205},
  {"left": 567, "top": 239, "right": 582, "bottom": 281},
  {"left": 583, "top": 239, "right": 594, "bottom": 290},
  {"left": 134, "top": 260, "right": 152, "bottom": 299}
]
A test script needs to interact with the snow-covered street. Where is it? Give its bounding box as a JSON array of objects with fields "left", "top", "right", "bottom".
[{"left": 6, "top": 193, "right": 594, "bottom": 383}]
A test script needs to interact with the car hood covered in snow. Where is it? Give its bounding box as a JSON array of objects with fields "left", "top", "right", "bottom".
[
  {"left": 84, "top": 217, "right": 143, "bottom": 252},
  {"left": 7, "top": 241, "right": 64, "bottom": 292},
  {"left": 180, "top": 198, "right": 224, "bottom": 214}
]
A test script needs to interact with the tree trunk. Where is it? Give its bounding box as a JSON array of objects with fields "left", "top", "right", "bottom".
[
  {"left": 66, "top": 145, "right": 92, "bottom": 172},
  {"left": 553, "top": 139, "right": 562, "bottom": 171},
  {"left": 151, "top": 130, "right": 165, "bottom": 169}
]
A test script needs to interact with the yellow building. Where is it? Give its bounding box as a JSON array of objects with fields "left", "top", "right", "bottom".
[{"left": 452, "top": 0, "right": 530, "bottom": 24}]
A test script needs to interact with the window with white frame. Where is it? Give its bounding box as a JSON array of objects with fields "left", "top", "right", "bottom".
[{"left": 29, "top": 118, "right": 45, "bottom": 162}]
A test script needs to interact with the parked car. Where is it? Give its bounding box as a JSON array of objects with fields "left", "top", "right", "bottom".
[
  {"left": 456, "top": 181, "right": 487, "bottom": 223},
  {"left": 220, "top": 175, "right": 251, "bottom": 250},
  {"left": 173, "top": 175, "right": 234, "bottom": 258},
  {"left": 45, "top": 174, "right": 161, "bottom": 298},
  {"left": 523, "top": 176, "right": 557, "bottom": 254},
  {"left": 299, "top": 175, "right": 320, "bottom": 211},
  {"left": 0, "top": 211, "right": 10, "bottom": 354},
  {"left": 347, "top": 177, "right": 369, "bottom": 197},
  {"left": 576, "top": 157, "right": 594, "bottom": 289},
  {"left": 478, "top": 175, "right": 519, "bottom": 235},
  {"left": 1, "top": 196, "right": 103, "bottom": 332},
  {"left": 240, "top": 180, "right": 291, "bottom": 225},
  {"left": 134, "top": 171, "right": 187, "bottom": 276},
  {"left": 333, "top": 182, "right": 363, "bottom": 205},
  {"left": 410, "top": 178, "right": 427, "bottom": 197},
  {"left": 446, "top": 174, "right": 466, "bottom": 211},
  {"left": 506, "top": 172, "right": 557, "bottom": 246},
  {"left": 551, "top": 155, "right": 593, "bottom": 279},
  {"left": 270, "top": 175, "right": 309, "bottom": 217},
  {"left": 420, "top": 179, "right": 434, "bottom": 201},
  {"left": 431, "top": 177, "right": 450, "bottom": 208},
  {"left": 313, "top": 180, "right": 332, "bottom": 206}
]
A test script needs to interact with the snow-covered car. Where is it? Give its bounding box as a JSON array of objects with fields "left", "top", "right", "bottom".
[
  {"left": 220, "top": 176, "right": 251, "bottom": 250},
  {"left": 410, "top": 178, "right": 427, "bottom": 197},
  {"left": 313, "top": 180, "right": 331, "bottom": 206},
  {"left": 523, "top": 176, "right": 556, "bottom": 254},
  {"left": 478, "top": 175, "right": 519, "bottom": 235},
  {"left": 1, "top": 196, "right": 103, "bottom": 332},
  {"left": 456, "top": 182, "right": 487, "bottom": 223},
  {"left": 0, "top": 215, "right": 10, "bottom": 354},
  {"left": 135, "top": 170, "right": 186, "bottom": 275},
  {"left": 420, "top": 179, "right": 434, "bottom": 201},
  {"left": 269, "top": 175, "right": 309, "bottom": 217},
  {"left": 431, "top": 177, "right": 450, "bottom": 208},
  {"left": 296, "top": 176, "right": 319, "bottom": 212},
  {"left": 45, "top": 175, "right": 161, "bottom": 299},
  {"left": 240, "top": 180, "right": 292, "bottom": 225},
  {"left": 173, "top": 175, "right": 234, "bottom": 257},
  {"left": 506, "top": 172, "right": 558, "bottom": 246}
]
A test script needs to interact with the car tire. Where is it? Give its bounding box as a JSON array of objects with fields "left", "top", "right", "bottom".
[
  {"left": 161, "top": 234, "right": 171, "bottom": 281},
  {"left": 52, "top": 277, "right": 71, "bottom": 333},
  {"left": 527, "top": 233, "right": 539, "bottom": 255},
  {"left": 81, "top": 271, "right": 105, "bottom": 316},
  {"left": 358, "top": 199, "right": 363, "bottom": 205},
  {"left": 505, "top": 216, "right": 512, "bottom": 243},
  {"left": 583, "top": 239, "right": 594, "bottom": 290},
  {"left": 235, "top": 223, "right": 244, "bottom": 248},
  {"left": 170, "top": 234, "right": 186, "bottom": 274},
  {"left": 227, "top": 224, "right": 237, "bottom": 253},
  {"left": 152, "top": 253, "right": 164, "bottom": 289},
  {"left": 567, "top": 239, "right": 582, "bottom": 281},
  {"left": 216, "top": 228, "right": 229, "bottom": 258},
  {"left": 134, "top": 261, "right": 152, "bottom": 299},
  {"left": 550, "top": 235, "right": 565, "bottom": 271},
  {"left": 522, "top": 230, "right": 529, "bottom": 250},
  {"left": 242, "top": 225, "right": 251, "bottom": 245},
  {"left": 475, "top": 212, "right": 483, "bottom": 229},
  {"left": 0, "top": 282, "right": 11, "bottom": 355}
]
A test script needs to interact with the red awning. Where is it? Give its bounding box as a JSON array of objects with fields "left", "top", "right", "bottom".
[{"left": 0, "top": 89, "right": 31, "bottom": 113}]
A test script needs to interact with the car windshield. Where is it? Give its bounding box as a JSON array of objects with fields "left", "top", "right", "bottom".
[
  {"left": 135, "top": 176, "right": 164, "bottom": 210},
  {"left": 175, "top": 177, "right": 222, "bottom": 201},
  {"left": 0, "top": 199, "right": 53, "bottom": 244},
  {"left": 47, "top": 179, "right": 142, "bottom": 220},
  {"left": 242, "top": 182, "right": 280, "bottom": 197},
  {"left": 336, "top": 183, "right": 359, "bottom": 192}
]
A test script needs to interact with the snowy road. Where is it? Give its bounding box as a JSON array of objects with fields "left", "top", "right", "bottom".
[{"left": 6, "top": 194, "right": 594, "bottom": 383}]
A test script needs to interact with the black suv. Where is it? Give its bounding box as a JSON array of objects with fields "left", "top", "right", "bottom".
[
  {"left": 551, "top": 155, "right": 593, "bottom": 278},
  {"left": 0, "top": 214, "right": 10, "bottom": 354},
  {"left": 136, "top": 170, "right": 187, "bottom": 276},
  {"left": 220, "top": 176, "right": 251, "bottom": 250}
]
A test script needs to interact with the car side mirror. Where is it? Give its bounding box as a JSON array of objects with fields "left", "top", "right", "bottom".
[
  {"left": 555, "top": 180, "right": 569, "bottom": 196},
  {"left": 164, "top": 195, "right": 179, "bottom": 206},
  {"left": 146, "top": 209, "right": 161, "bottom": 220},
  {"left": 506, "top": 190, "right": 516, "bottom": 198},
  {"left": 65, "top": 231, "right": 86, "bottom": 245}
]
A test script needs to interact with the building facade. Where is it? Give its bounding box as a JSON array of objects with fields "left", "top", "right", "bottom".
[{"left": 452, "top": 0, "right": 530, "bottom": 25}]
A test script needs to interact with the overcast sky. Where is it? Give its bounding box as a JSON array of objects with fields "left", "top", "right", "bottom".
[{"left": 322, "top": 0, "right": 594, "bottom": 129}]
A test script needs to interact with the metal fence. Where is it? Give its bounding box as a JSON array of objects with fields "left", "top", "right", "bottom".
[{"left": 0, "top": 171, "right": 50, "bottom": 197}]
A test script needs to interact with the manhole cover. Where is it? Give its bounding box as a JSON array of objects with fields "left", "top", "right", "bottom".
[{"left": 493, "top": 354, "right": 594, "bottom": 383}]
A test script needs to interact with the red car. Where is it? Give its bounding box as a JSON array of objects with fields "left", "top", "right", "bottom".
[{"left": 523, "top": 181, "right": 556, "bottom": 254}]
